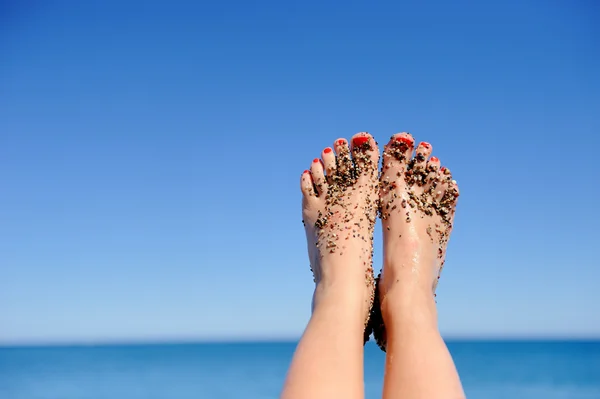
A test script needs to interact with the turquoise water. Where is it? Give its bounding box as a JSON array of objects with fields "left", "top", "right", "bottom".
[{"left": 1, "top": 341, "right": 599, "bottom": 398}]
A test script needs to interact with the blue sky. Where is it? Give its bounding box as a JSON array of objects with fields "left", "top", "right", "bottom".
[{"left": 1, "top": 0, "right": 599, "bottom": 344}]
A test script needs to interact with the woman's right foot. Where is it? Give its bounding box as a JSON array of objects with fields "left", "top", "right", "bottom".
[
  {"left": 300, "top": 133, "right": 380, "bottom": 344},
  {"left": 372, "top": 132, "right": 459, "bottom": 350}
]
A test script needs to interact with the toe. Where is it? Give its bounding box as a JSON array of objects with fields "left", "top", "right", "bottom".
[
  {"left": 408, "top": 141, "right": 432, "bottom": 187},
  {"left": 300, "top": 170, "right": 317, "bottom": 198},
  {"left": 382, "top": 132, "right": 414, "bottom": 172},
  {"left": 449, "top": 180, "right": 460, "bottom": 199},
  {"left": 310, "top": 157, "right": 327, "bottom": 195},
  {"left": 334, "top": 138, "right": 353, "bottom": 182},
  {"left": 433, "top": 167, "right": 452, "bottom": 202},
  {"left": 413, "top": 141, "right": 432, "bottom": 169},
  {"left": 351, "top": 132, "right": 379, "bottom": 178},
  {"left": 322, "top": 147, "right": 336, "bottom": 182},
  {"left": 444, "top": 178, "right": 460, "bottom": 222},
  {"left": 433, "top": 170, "right": 459, "bottom": 231},
  {"left": 423, "top": 155, "right": 441, "bottom": 192}
]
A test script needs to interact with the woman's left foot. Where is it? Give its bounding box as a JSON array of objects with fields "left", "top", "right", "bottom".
[{"left": 300, "top": 133, "right": 380, "bottom": 342}]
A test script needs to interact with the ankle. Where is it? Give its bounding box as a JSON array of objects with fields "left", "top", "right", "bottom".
[
  {"left": 313, "top": 281, "right": 372, "bottom": 317},
  {"left": 381, "top": 286, "right": 438, "bottom": 329}
]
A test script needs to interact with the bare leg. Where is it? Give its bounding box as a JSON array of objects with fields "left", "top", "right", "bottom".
[
  {"left": 377, "top": 133, "right": 465, "bottom": 399},
  {"left": 281, "top": 133, "right": 379, "bottom": 399},
  {"left": 281, "top": 285, "right": 368, "bottom": 399}
]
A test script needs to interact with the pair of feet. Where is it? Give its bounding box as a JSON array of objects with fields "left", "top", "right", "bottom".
[{"left": 300, "top": 132, "right": 459, "bottom": 350}]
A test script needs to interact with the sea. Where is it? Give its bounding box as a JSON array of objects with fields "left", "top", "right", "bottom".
[{"left": 0, "top": 340, "right": 599, "bottom": 399}]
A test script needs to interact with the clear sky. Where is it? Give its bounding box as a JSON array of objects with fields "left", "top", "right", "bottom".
[{"left": 1, "top": 1, "right": 599, "bottom": 345}]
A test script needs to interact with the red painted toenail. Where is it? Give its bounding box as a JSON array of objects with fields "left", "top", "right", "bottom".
[
  {"left": 313, "top": 158, "right": 320, "bottom": 163},
  {"left": 440, "top": 167, "right": 446, "bottom": 172},
  {"left": 430, "top": 156, "right": 439, "bottom": 162},
  {"left": 336, "top": 139, "right": 346, "bottom": 146},
  {"left": 303, "top": 170, "right": 309, "bottom": 174},
  {"left": 352, "top": 136, "right": 370, "bottom": 146},
  {"left": 324, "top": 147, "right": 332, "bottom": 154},
  {"left": 395, "top": 136, "right": 413, "bottom": 146},
  {"left": 420, "top": 142, "right": 431, "bottom": 149}
]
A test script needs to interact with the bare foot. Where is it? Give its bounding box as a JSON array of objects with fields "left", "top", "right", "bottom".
[
  {"left": 300, "top": 133, "right": 380, "bottom": 343},
  {"left": 371, "top": 132, "right": 459, "bottom": 350}
]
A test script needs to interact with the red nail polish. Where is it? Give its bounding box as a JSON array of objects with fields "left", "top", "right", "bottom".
[
  {"left": 430, "top": 156, "right": 439, "bottom": 162},
  {"left": 352, "top": 136, "right": 370, "bottom": 146},
  {"left": 323, "top": 147, "right": 332, "bottom": 154},
  {"left": 420, "top": 142, "right": 431, "bottom": 149},
  {"left": 395, "top": 136, "right": 413, "bottom": 146},
  {"left": 313, "top": 158, "right": 320, "bottom": 163},
  {"left": 303, "top": 170, "right": 309, "bottom": 174},
  {"left": 336, "top": 139, "right": 346, "bottom": 146},
  {"left": 440, "top": 167, "right": 446, "bottom": 172}
]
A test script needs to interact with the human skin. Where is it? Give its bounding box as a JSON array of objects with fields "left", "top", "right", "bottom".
[
  {"left": 376, "top": 132, "right": 464, "bottom": 399},
  {"left": 281, "top": 132, "right": 379, "bottom": 399},
  {"left": 281, "top": 132, "right": 464, "bottom": 399}
]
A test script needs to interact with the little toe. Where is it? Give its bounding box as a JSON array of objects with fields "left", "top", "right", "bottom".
[
  {"left": 382, "top": 132, "right": 415, "bottom": 172},
  {"left": 310, "top": 158, "right": 327, "bottom": 195},
  {"left": 334, "top": 138, "right": 353, "bottom": 182},
  {"left": 449, "top": 180, "right": 460, "bottom": 200},
  {"left": 432, "top": 170, "right": 458, "bottom": 230},
  {"left": 443, "top": 179, "right": 460, "bottom": 222},
  {"left": 351, "top": 132, "right": 379, "bottom": 178},
  {"left": 300, "top": 170, "right": 317, "bottom": 199}
]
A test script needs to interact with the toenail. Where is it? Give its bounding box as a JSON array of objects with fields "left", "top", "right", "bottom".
[
  {"left": 395, "top": 136, "right": 413, "bottom": 146},
  {"left": 352, "top": 136, "right": 370, "bottom": 146},
  {"left": 430, "top": 156, "right": 439, "bottom": 162},
  {"left": 440, "top": 167, "right": 446, "bottom": 172},
  {"left": 324, "top": 148, "right": 332, "bottom": 154},
  {"left": 303, "top": 170, "right": 309, "bottom": 174},
  {"left": 420, "top": 142, "right": 431, "bottom": 149},
  {"left": 336, "top": 139, "right": 346, "bottom": 146},
  {"left": 313, "top": 158, "right": 320, "bottom": 163}
]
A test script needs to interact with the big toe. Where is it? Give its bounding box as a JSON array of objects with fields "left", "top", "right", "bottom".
[
  {"left": 351, "top": 132, "right": 379, "bottom": 179},
  {"left": 382, "top": 132, "right": 414, "bottom": 174},
  {"left": 380, "top": 132, "right": 414, "bottom": 191}
]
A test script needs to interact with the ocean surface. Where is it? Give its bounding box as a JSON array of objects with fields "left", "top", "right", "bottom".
[{"left": 0, "top": 340, "right": 599, "bottom": 399}]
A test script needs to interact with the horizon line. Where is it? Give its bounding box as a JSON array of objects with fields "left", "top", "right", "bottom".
[{"left": 2, "top": 335, "right": 599, "bottom": 348}]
